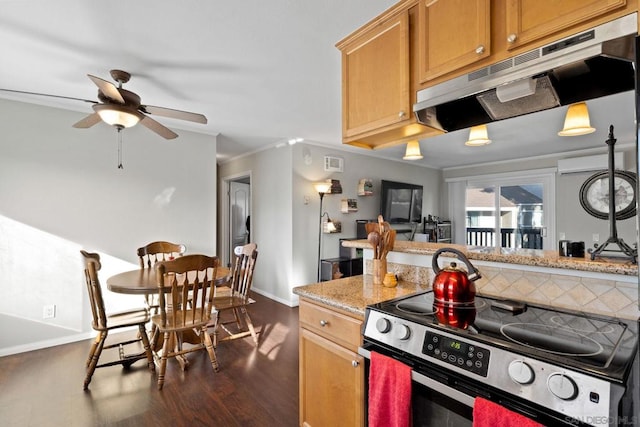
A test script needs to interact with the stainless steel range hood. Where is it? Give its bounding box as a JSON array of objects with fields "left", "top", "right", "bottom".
[{"left": 413, "top": 13, "right": 637, "bottom": 133}]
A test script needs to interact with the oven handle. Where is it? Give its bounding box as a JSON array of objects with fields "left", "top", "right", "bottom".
[{"left": 358, "top": 347, "right": 475, "bottom": 409}]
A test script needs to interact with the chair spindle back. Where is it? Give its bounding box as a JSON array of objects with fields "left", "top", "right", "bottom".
[
  {"left": 81, "top": 250, "right": 108, "bottom": 331},
  {"left": 137, "top": 241, "right": 186, "bottom": 269},
  {"left": 155, "top": 254, "right": 219, "bottom": 329},
  {"left": 229, "top": 243, "right": 258, "bottom": 298}
]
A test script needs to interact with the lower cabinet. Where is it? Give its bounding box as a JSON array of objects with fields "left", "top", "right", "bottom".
[{"left": 299, "top": 299, "right": 365, "bottom": 427}]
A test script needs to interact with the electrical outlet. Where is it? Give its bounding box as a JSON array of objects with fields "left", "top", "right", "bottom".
[
  {"left": 559, "top": 232, "right": 565, "bottom": 240},
  {"left": 304, "top": 195, "right": 310, "bottom": 205},
  {"left": 43, "top": 304, "right": 56, "bottom": 319},
  {"left": 592, "top": 233, "right": 600, "bottom": 243}
]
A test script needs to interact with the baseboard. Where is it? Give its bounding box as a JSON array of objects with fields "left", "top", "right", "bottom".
[
  {"left": 0, "top": 331, "right": 95, "bottom": 357},
  {"left": 251, "top": 287, "right": 298, "bottom": 307}
]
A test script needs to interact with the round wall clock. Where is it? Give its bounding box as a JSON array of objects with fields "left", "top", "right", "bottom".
[{"left": 579, "top": 170, "right": 637, "bottom": 220}]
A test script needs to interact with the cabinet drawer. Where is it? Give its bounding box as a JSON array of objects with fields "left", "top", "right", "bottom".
[{"left": 299, "top": 300, "right": 362, "bottom": 351}]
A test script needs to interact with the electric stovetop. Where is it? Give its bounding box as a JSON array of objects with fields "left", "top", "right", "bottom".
[{"left": 367, "top": 291, "right": 638, "bottom": 383}]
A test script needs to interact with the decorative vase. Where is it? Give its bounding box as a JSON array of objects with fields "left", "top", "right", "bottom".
[{"left": 372, "top": 258, "right": 387, "bottom": 285}]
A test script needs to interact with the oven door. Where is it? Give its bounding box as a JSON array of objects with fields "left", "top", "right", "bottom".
[
  {"left": 359, "top": 343, "right": 589, "bottom": 427},
  {"left": 359, "top": 346, "right": 474, "bottom": 426}
]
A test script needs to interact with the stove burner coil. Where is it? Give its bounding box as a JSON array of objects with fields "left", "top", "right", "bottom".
[
  {"left": 500, "top": 323, "right": 604, "bottom": 357},
  {"left": 396, "top": 292, "right": 489, "bottom": 314},
  {"left": 396, "top": 301, "right": 436, "bottom": 315},
  {"left": 549, "top": 315, "right": 617, "bottom": 335}
]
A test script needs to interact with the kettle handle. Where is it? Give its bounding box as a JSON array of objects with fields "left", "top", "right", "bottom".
[{"left": 432, "top": 248, "right": 482, "bottom": 282}]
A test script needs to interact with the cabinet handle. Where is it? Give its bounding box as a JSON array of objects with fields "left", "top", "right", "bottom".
[
  {"left": 475, "top": 45, "right": 485, "bottom": 55},
  {"left": 319, "top": 320, "right": 328, "bottom": 327},
  {"left": 507, "top": 33, "right": 517, "bottom": 44},
  {"left": 352, "top": 360, "right": 360, "bottom": 368},
  {"left": 398, "top": 111, "right": 406, "bottom": 119}
]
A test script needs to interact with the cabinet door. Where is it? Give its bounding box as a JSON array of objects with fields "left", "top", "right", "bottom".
[
  {"left": 299, "top": 328, "right": 364, "bottom": 427},
  {"left": 418, "top": 0, "right": 491, "bottom": 82},
  {"left": 505, "top": 0, "right": 627, "bottom": 50},
  {"left": 341, "top": 11, "right": 410, "bottom": 138}
]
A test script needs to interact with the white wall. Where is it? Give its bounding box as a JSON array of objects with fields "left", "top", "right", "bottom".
[
  {"left": 220, "top": 142, "right": 443, "bottom": 306},
  {"left": 0, "top": 98, "right": 217, "bottom": 348},
  {"left": 293, "top": 144, "right": 443, "bottom": 262},
  {"left": 218, "top": 145, "right": 294, "bottom": 305},
  {"left": 557, "top": 170, "right": 636, "bottom": 248}
]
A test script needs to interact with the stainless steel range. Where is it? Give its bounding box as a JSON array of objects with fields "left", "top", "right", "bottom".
[{"left": 360, "top": 291, "right": 638, "bottom": 426}]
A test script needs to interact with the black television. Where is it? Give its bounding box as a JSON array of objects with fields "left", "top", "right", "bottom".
[{"left": 380, "top": 180, "right": 423, "bottom": 223}]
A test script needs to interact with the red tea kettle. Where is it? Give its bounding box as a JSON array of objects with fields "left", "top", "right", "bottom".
[{"left": 432, "top": 248, "right": 481, "bottom": 304}]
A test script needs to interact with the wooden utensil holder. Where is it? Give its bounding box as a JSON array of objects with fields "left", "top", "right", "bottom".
[{"left": 372, "top": 258, "right": 387, "bottom": 285}]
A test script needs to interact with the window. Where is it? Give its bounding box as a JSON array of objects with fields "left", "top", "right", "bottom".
[{"left": 448, "top": 170, "right": 555, "bottom": 250}]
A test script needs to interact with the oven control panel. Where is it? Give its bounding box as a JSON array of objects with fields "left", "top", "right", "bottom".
[{"left": 422, "top": 331, "right": 490, "bottom": 377}]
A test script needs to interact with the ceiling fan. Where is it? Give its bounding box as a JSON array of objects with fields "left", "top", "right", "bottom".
[{"left": 0, "top": 69, "right": 207, "bottom": 140}]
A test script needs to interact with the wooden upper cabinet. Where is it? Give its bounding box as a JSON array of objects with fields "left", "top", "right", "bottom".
[
  {"left": 418, "top": 0, "right": 491, "bottom": 82},
  {"left": 337, "top": 3, "right": 443, "bottom": 149},
  {"left": 340, "top": 11, "right": 411, "bottom": 139},
  {"left": 505, "top": 0, "right": 627, "bottom": 50}
]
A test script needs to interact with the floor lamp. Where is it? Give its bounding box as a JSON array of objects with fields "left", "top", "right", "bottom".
[{"left": 314, "top": 182, "right": 332, "bottom": 282}]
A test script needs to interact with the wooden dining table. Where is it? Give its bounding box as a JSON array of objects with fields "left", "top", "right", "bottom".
[
  {"left": 106, "top": 266, "right": 230, "bottom": 294},
  {"left": 106, "top": 265, "right": 231, "bottom": 363}
]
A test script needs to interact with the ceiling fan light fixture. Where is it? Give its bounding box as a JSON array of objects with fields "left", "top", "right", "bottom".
[
  {"left": 465, "top": 124, "right": 492, "bottom": 146},
  {"left": 403, "top": 140, "right": 423, "bottom": 160},
  {"left": 558, "top": 102, "right": 596, "bottom": 136},
  {"left": 93, "top": 104, "right": 144, "bottom": 128}
]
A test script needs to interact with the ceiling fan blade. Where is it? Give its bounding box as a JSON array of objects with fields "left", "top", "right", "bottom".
[
  {"left": 141, "top": 104, "right": 207, "bottom": 124},
  {"left": 72, "top": 113, "right": 102, "bottom": 128},
  {"left": 87, "top": 75, "right": 125, "bottom": 104},
  {"left": 140, "top": 115, "right": 178, "bottom": 139},
  {"left": 0, "top": 88, "right": 96, "bottom": 104}
]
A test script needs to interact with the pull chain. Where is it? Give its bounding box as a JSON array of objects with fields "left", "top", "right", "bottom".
[{"left": 117, "top": 125, "right": 124, "bottom": 169}]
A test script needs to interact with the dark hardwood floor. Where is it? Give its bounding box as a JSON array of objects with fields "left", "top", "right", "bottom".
[{"left": 0, "top": 293, "right": 300, "bottom": 427}]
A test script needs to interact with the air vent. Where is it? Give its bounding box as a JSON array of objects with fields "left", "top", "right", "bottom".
[
  {"left": 324, "top": 156, "right": 344, "bottom": 172},
  {"left": 468, "top": 67, "right": 489, "bottom": 81},
  {"left": 514, "top": 50, "right": 540, "bottom": 66},
  {"left": 490, "top": 59, "right": 512, "bottom": 74}
]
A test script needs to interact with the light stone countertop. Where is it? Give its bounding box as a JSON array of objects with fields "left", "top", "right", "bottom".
[
  {"left": 293, "top": 275, "right": 429, "bottom": 317},
  {"left": 342, "top": 240, "right": 639, "bottom": 276}
]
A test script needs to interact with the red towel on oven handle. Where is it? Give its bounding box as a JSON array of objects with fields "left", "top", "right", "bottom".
[
  {"left": 473, "top": 396, "right": 544, "bottom": 427},
  {"left": 368, "top": 351, "right": 412, "bottom": 427}
]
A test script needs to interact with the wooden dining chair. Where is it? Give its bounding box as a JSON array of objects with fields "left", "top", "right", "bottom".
[
  {"left": 137, "top": 241, "right": 186, "bottom": 336},
  {"left": 153, "top": 254, "right": 220, "bottom": 390},
  {"left": 80, "top": 250, "right": 155, "bottom": 390},
  {"left": 210, "top": 243, "right": 259, "bottom": 347}
]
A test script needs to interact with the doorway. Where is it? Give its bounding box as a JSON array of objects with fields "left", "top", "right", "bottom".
[{"left": 222, "top": 173, "right": 252, "bottom": 268}]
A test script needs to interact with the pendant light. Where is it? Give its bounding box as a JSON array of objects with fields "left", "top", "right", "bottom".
[
  {"left": 558, "top": 102, "right": 595, "bottom": 136},
  {"left": 465, "top": 124, "right": 492, "bottom": 146},
  {"left": 403, "top": 140, "right": 423, "bottom": 160}
]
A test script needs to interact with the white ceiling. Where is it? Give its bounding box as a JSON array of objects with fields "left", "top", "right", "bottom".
[{"left": 0, "top": 0, "right": 635, "bottom": 169}]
